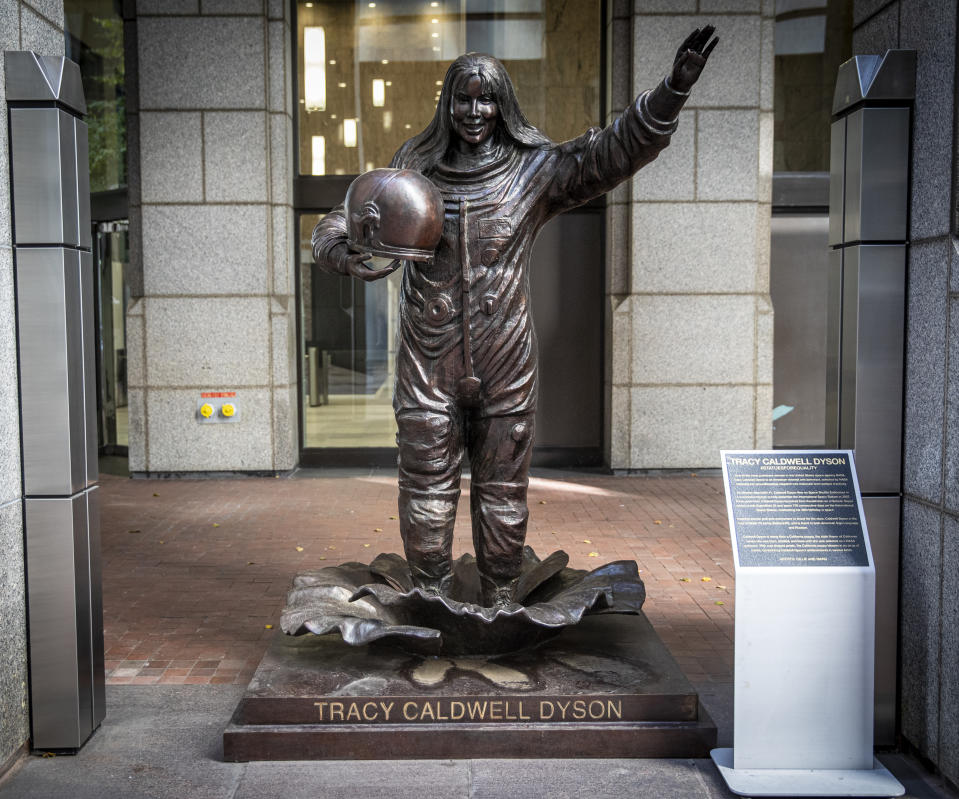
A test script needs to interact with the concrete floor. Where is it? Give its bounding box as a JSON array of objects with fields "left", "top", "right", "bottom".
[
  {"left": 2, "top": 467, "right": 956, "bottom": 798},
  {"left": 0, "top": 686, "right": 952, "bottom": 799}
]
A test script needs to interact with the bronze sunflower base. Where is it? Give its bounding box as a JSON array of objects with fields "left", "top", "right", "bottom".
[{"left": 280, "top": 546, "right": 646, "bottom": 656}]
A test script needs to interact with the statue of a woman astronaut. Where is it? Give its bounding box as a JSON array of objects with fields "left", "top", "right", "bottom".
[{"left": 312, "top": 27, "right": 719, "bottom": 608}]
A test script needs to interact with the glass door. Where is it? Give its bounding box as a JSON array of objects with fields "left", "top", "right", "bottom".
[
  {"left": 299, "top": 214, "right": 402, "bottom": 449},
  {"left": 94, "top": 221, "right": 129, "bottom": 452}
]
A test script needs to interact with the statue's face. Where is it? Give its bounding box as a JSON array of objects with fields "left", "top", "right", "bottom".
[{"left": 450, "top": 73, "right": 498, "bottom": 146}]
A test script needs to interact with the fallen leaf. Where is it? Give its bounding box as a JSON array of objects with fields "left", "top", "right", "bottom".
[
  {"left": 715, "top": 600, "right": 724, "bottom": 606},
  {"left": 668, "top": 524, "right": 675, "bottom": 528},
  {"left": 328, "top": 545, "right": 336, "bottom": 550},
  {"left": 159, "top": 540, "right": 164, "bottom": 544},
  {"left": 374, "top": 528, "right": 383, "bottom": 532},
  {"left": 41, "top": 752, "right": 56, "bottom": 759},
  {"left": 247, "top": 561, "right": 255, "bottom": 566},
  {"left": 680, "top": 577, "right": 691, "bottom": 582},
  {"left": 318, "top": 556, "right": 326, "bottom": 560},
  {"left": 717, "top": 585, "right": 727, "bottom": 590},
  {"left": 363, "top": 543, "right": 371, "bottom": 548},
  {"left": 539, "top": 500, "right": 547, "bottom": 505},
  {"left": 152, "top": 492, "right": 160, "bottom": 497},
  {"left": 295, "top": 546, "right": 304, "bottom": 552},
  {"left": 653, "top": 520, "right": 662, "bottom": 525},
  {"left": 389, "top": 515, "right": 398, "bottom": 520},
  {"left": 264, "top": 624, "right": 274, "bottom": 630},
  {"left": 701, "top": 577, "right": 712, "bottom": 582},
  {"left": 212, "top": 523, "right": 220, "bottom": 528},
  {"left": 691, "top": 473, "right": 697, "bottom": 477},
  {"left": 588, "top": 552, "right": 599, "bottom": 557},
  {"left": 582, "top": 539, "right": 592, "bottom": 544},
  {"left": 128, "top": 529, "right": 141, "bottom": 534}
]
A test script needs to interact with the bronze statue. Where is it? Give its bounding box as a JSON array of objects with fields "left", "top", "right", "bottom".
[{"left": 312, "top": 28, "right": 719, "bottom": 609}]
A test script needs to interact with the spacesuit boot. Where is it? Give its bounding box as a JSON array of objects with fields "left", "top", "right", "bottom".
[
  {"left": 399, "top": 487, "right": 459, "bottom": 595},
  {"left": 470, "top": 479, "right": 528, "bottom": 607},
  {"left": 478, "top": 572, "right": 520, "bottom": 608}
]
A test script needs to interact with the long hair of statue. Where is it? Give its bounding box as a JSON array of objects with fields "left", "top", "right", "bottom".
[{"left": 389, "top": 52, "right": 552, "bottom": 174}]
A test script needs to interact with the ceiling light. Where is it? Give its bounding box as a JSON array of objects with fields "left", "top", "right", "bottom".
[
  {"left": 303, "top": 27, "right": 326, "bottom": 112},
  {"left": 311, "top": 135, "right": 325, "bottom": 175},
  {"left": 343, "top": 118, "right": 358, "bottom": 148},
  {"left": 372, "top": 78, "right": 385, "bottom": 107}
]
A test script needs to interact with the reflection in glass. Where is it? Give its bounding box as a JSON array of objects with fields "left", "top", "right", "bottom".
[
  {"left": 296, "top": 0, "right": 600, "bottom": 450},
  {"left": 773, "top": 0, "right": 852, "bottom": 171},
  {"left": 96, "top": 222, "right": 129, "bottom": 449},
  {"left": 297, "top": 0, "right": 600, "bottom": 176},
  {"left": 64, "top": 0, "right": 127, "bottom": 193},
  {"left": 299, "top": 215, "right": 400, "bottom": 448}
]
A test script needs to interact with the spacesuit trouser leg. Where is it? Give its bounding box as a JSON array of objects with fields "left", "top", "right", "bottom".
[
  {"left": 468, "top": 413, "right": 535, "bottom": 605},
  {"left": 396, "top": 408, "right": 464, "bottom": 592}
]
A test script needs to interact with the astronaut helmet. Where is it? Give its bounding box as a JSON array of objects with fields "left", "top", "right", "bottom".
[{"left": 345, "top": 168, "right": 444, "bottom": 263}]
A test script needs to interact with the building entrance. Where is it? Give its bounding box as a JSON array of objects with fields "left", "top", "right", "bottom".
[{"left": 294, "top": 0, "right": 605, "bottom": 467}]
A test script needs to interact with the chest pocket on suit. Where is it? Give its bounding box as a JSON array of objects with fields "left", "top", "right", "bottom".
[{"left": 478, "top": 217, "right": 511, "bottom": 267}]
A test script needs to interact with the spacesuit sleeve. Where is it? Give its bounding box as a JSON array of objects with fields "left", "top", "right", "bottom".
[
  {"left": 543, "top": 78, "right": 689, "bottom": 217},
  {"left": 311, "top": 205, "right": 353, "bottom": 276}
]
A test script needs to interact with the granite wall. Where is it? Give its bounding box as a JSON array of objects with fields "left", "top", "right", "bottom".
[
  {"left": 126, "top": 0, "right": 297, "bottom": 474},
  {"left": 852, "top": 0, "right": 959, "bottom": 786},
  {"left": 605, "top": 0, "right": 774, "bottom": 470},
  {"left": 0, "top": 0, "right": 66, "bottom": 769}
]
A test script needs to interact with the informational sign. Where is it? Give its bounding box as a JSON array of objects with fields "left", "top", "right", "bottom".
[
  {"left": 713, "top": 450, "right": 903, "bottom": 796},
  {"left": 723, "top": 451, "right": 869, "bottom": 568}
]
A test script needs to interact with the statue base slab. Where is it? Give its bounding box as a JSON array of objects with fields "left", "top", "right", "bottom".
[{"left": 223, "top": 613, "right": 716, "bottom": 761}]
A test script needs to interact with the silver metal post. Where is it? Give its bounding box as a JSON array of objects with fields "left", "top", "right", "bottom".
[
  {"left": 5, "top": 51, "right": 104, "bottom": 752},
  {"left": 827, "top": 49, "right": 916, "bottom": 747}
]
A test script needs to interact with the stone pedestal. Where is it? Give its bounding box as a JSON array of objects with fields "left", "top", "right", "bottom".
[{"left": 224, "top": 614, "right": 715, "bottom": 761}]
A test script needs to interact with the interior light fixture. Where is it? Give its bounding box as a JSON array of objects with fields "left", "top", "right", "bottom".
[
  {"left": 343, "top": 118, "right": 358, "bottom": 148},
  {"left": 431, "top": 32, "right": 439, "bottom": 38},
  {"left": 311, "top": 135, "right": 325, "bottom": 175},
  {"left": 381, "top": 59, "right": 389, "bottom": 65},
  {"left": 338, "top": 82, "right": 347, "bottom": 88},
  {"left": 303, "top": 26, "right": 326, "bottom": 112},
  {"left": 383, "top": 110, "right": 393, "bottom": 131},
  {"left": 372, "top": 78, "right": 386, "bottom": 107}
]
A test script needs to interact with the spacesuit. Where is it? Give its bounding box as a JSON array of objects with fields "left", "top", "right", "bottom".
[{"left": 313, "top": 41, "right": 712, "bottom": 605}]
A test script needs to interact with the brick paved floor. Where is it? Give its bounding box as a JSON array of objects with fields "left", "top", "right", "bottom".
[{"left": 100, "top": 469, "right": 735, "bottom": 689}]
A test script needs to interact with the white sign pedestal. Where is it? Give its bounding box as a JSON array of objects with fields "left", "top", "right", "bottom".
[{"left": 711, "top": 450, "right": 903, "bottom": 797}]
